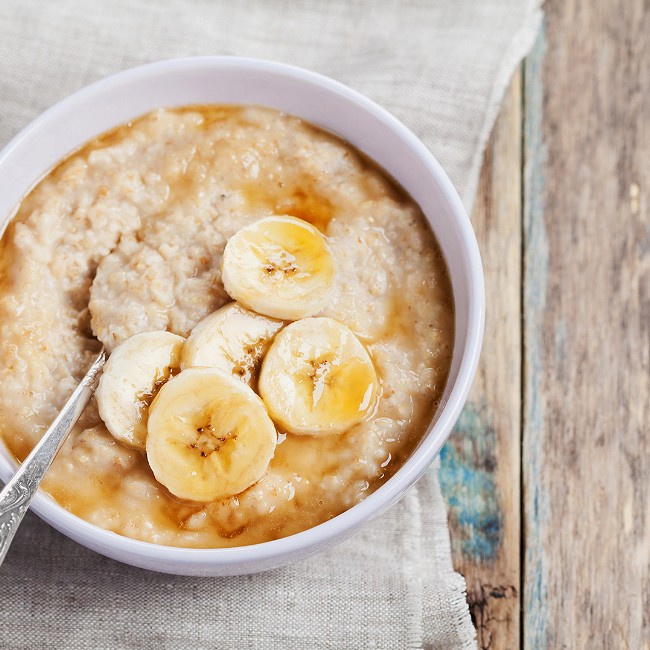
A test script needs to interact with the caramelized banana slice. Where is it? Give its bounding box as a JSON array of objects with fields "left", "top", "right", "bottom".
[
  {"left": 96, "top": 331, "right": 185, "bottom": 450},
  {"left": 146, "top": 367, "right": 277, "bottom": 502},
  {"left": 221, "top": 215, "right": 334, "bottom": 320},
  {"left": 258, "top": 317, "right": 378, "bottom": 435},
  {"left": 181, "top": 302, "right": 283, "bottom": 384}
]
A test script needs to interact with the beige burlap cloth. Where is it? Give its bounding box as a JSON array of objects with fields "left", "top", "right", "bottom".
[{"left": 0, "top": 1, "right": 540, "bottom": 648}]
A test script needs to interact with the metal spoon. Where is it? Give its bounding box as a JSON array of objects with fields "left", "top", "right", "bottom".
[{"left": 0, "top": 348, "right": 106, "bottom": 566}]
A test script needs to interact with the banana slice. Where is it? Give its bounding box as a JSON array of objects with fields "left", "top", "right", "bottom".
[
  {"left": 146, "top": 367, "right": 277, "bottom": 502},
  {"left": 221, "top": 215, "right": 335, "bottom": 320},
  {"left": 258, "top": 317, "right": 378, "bottom": 435},
  {"left": 96, "top": 330, "right": 185, "bottom": 450},
  {"left": 181, "top": 302, "right": 284, "bottom": 384}
]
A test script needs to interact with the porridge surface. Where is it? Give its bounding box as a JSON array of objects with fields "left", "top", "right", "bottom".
[{"left": 0, "top": 106, "right": 454, "bottom": 547}]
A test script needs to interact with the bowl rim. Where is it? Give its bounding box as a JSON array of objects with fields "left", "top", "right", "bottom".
[{"left": 0, "top": 56, "right": 485, "bottom": 569}]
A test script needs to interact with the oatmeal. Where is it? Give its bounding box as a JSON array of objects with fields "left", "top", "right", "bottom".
[{"left": 0, "top": 106, "right": 454, "bottom": 548}]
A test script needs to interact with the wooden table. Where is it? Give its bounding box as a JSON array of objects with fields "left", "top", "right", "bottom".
[{"left": 439, "top": 1, "right": 650, "bottom": 647}]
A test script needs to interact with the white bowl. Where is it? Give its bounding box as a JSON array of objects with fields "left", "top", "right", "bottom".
[{"left": 0, "top": 57, "right": 484, "bottom": 576}]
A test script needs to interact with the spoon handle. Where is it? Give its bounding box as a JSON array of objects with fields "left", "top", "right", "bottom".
[{"left": 0, "top": 348, "right": 106, "bottom": 566}]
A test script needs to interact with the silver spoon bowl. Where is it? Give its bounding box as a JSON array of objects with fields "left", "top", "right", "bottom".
[{"left": 0, "top": 349, "right": 106, "bottom": 565}]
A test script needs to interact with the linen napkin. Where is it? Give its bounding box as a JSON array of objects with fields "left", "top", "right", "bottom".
[{"left": 0, "top": 1, "right": 541, "bottom": 648}]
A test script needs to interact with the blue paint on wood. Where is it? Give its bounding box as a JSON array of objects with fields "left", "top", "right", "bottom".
[
  {"left": 439, "top": 400, "right": 502, "bottom": 562},
  {"left": 524, "top": 19, "right": 551, "bottom": 649}
]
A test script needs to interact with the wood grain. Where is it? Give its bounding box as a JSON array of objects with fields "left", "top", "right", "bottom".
[
  {"left": 523, "top": 2, "right": 650, "bottom": 647},
  {"left": 440, "top": 72, "right": 522, "bottom": 649}
]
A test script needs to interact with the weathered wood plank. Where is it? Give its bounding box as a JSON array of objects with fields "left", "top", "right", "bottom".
[
  {"left": 440, "top": 72, "right": 522, "bottom": 649},
  {"left": 523, "top": 3, "right": 650, "bottom": 647}
]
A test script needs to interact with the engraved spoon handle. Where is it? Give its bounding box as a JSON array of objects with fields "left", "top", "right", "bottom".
[{"left": 0, "top": 348, "right": 106, "bottom": 566}]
